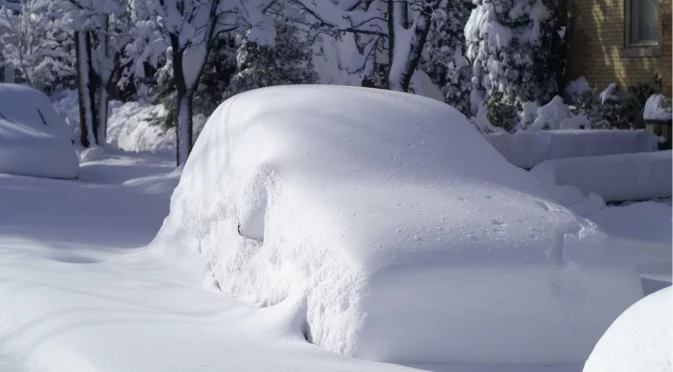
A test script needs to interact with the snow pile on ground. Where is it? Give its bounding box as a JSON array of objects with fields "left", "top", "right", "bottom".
[
  {"left": 531, "top": 151, "right": 672, "bottom": 204},
  {"left": 644, "top": 94, "right": 672, "bottom": 121},
  {"left": 153, "top": 85, "right": 642, "bottom": 365},
  {"left": 485, "top": 129, "right": 661, "bottom": 169},
  {"left": 584, "top": 287, "right": 672, "bottom": 372},
  {"left": 0, "top": 84, "right": 78, "bottom": 179}
]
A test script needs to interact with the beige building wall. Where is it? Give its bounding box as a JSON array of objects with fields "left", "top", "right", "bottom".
[{"left": 566, "top": 0, "right": 672, "bottom": 96}]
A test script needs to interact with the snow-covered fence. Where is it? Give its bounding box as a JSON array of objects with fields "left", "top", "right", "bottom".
[
  {"left": 530, "top": 151, "right": 672, "bottom": 204},
  {"left": 484, "top": 129, "right": 661, "bottom": 169}
]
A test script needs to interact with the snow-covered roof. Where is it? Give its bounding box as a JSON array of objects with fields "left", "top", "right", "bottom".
[{"left": 152, "top": 85, "right": 642, "bottom": 365}]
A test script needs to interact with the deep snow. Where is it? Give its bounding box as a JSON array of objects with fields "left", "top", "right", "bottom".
[
  {"left": 0, "top": 84, "right": 78, "bottom": 179},
  {"left": 152, "top": 85, "right": 643, "bottom": 365},
  {"left": 0, "top": 151, "right": 615, "bottom": 372}
]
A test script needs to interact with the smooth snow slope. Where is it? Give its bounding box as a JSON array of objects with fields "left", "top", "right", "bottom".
[
  {"left": 0, "top": 84, "right": 78, "bottom": 178},
  {"left": 584, "top": 287, "right": 672, "bottom": 372},
  {"left": 153, "top": 85, "right": 642, "bottom": 365}
]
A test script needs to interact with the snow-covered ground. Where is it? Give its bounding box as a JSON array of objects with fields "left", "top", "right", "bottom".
[
  {"left": 0, "top": 86, "right": 670, "bottom": 371},
  {"left": 0, "top": 150, "right": 614, "bottom": 372}
]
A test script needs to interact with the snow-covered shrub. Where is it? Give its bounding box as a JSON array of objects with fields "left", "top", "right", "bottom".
[
  {"left": 564, "top": 76, "right": 592, "bottom": 104},
  {"left": 421, "top": 0, "right": 472, "bottom": 114},
  {"left": 485, "top": 86, "right": 518, "bottom": 132},
  {"left": 643, "top": 94, "right": 672, "bottom": 122},
  {"left": 465, "top": 0, "right": 563, "bottom": 113},
  {"left": 571, "top": 83, "right": 659, "bottom": 129},
  {"left": 223, "top": 21, "right": 318, "bottom": 100},
  {"left": 528, "top": 96, "right": 570, "bottom": 131}
]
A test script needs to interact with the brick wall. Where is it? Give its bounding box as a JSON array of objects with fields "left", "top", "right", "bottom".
[{"left": 566, "top": 0, "right": 672, "bottom": 96}]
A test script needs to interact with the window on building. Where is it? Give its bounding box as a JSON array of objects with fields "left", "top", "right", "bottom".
[{"left": 630, "top": 0, "right": 660, "bottom": 45}]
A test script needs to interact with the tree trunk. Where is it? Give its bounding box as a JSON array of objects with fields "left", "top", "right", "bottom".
[
  {"left": 85, "top": 31, "right": 100, "bottom": 146},
  {"left": 97, "top": 83, "right": 108, "bottom": 146},
  {"left": 398, "top": 13, "right": 432, "bottom": 92},
  {"left": 171, "top": 39, "right": 193, "bottom": 166},
  {"left": 176, "top": 89, "right": 194, "bottom": 166},
  {"left": 75, "top": 31, "right": 93, "bottom": 148}
]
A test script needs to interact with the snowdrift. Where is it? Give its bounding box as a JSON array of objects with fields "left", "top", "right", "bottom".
[
  {"left": 153, "top": 86, "right": 642, "bottom": 365},
  {"left": 0, "top": 84, "right": 78, "bottom": 179},
  {"left": 531, "top": 151, "right": 672, "bottom": 204},
  {"left": 484, "top": 130, "right": 660, "bottom": 169},
  {"left": 584, "top": 287, "right": 672, "bottom": 372}
]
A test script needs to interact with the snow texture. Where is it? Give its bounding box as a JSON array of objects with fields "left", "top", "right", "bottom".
[
  {"left": 0, "top": 84, "right": 78, "bottom": 178},
  {"left": 584, "top": 287, "right": 673, "bottom": 372},
  {"left": 531, "top": 151, "right": 672, "bottom": 203},
  {"left": 484, "top": 129, "right": 661, "bottom": 169},
  {"left": 153, "top": 85, "right": 642, "bottom": 365},
  {"left": 644, "top": 94, "right": 673, "bottom": 121},
  {"left": 559, "top": 115, "right": 590, "bottom": 130}
]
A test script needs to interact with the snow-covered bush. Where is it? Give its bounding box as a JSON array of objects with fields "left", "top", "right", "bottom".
[
  {"left": 644, "top": 94, "right": 672, "bottom": 122},
  {"left": 153, "top": 85, "right": 642, "bottom": 365},
  {"left": 485, "top": 86, "right": 518, "bottom": 131},
  {"left": 466, "top": 0, "right": 563, "bottom": 115},
  {"left": 570, "top": 83, "right": 660, "bottom": 129},
  {"left": 421, "top": 0, "right": 472, "bottom": 114},
  {"left": 528, "top": 96, "right": 571, "bottom": 131},
  {"left": 223, "top": 21, "right": 318, "bottom": 100}
]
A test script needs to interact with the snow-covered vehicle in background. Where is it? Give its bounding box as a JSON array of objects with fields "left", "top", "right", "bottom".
[
  {"left": 152, "top": 86, "right": 643, "bottom": 366},
  {"left": 0, "top": 84, "right": 78, "bottom": 179}
]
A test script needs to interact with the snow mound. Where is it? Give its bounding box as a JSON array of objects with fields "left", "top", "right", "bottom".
[
  {"left": 153, "top": 85, "right": 642, "bottom": 365},
  {"left": 531, "top": 151, "right": 672, "bottom": 203},
  {"left": 0, "top": 84, "right": 78, "bottom": 179},
  {"left": 644, "top": 94, "right": 672, "bottom": 122},
  {"left": 584, "top": 287, "right": 672, "bottom": 372},
  {"left": 485, "top": 129, "right": 660, "bottom": 169}
]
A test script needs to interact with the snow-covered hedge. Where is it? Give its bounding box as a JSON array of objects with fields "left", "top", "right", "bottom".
[
  {"left": 0, "top": 84, "right": 78, "bottom": 178},
  {"left": 584, "top": 287, "right": 672, "bottom": 372},
  {"left": 531, "top": 151, "right": 672, "bottom": 204},
  {"left": 484, "top": 129, "right": 661, "bottom": 169},
  {"left": 152, "top": 85, "right": 642, "bottom": 365}
]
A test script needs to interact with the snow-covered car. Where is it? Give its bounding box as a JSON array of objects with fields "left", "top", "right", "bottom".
[
  {"left": 0, "top": 84, "right": 78, "bottom": 179},
  {"left": 152, "top": 86, "right": 642, "bottom": 365}
]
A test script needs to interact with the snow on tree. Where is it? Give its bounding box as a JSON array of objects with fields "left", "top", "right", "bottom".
[
  {"left": 224, "top": 19, "right": 318, "bottom": 99},
  {"left": 291, "top": 0, "right": 441, "bottom": 93},
  {"left": 54, "top": 0, "right": 131, "bottom": 147},
  {"left": 465, "top": 0, "right": 562, "bottom": 119},
  {"left": 0, "top": 0, "right": 74, "bottom": 93},
  {"left": 129, "top": 0, "right": 277, "bottom": 165},
  {"left": 421, "top": 0, "right": 472, "bottom": 114}
]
